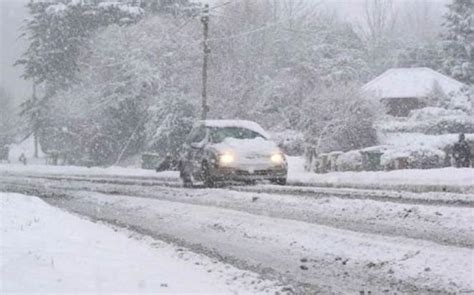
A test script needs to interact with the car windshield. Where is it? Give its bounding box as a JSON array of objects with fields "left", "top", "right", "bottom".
[{"left": 209, "top": 127, "right": 264, "bottom": 143}]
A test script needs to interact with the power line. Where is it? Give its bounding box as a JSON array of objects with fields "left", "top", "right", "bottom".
[{"left": 172, "top": 1, "right": 235, "bottom": 35}]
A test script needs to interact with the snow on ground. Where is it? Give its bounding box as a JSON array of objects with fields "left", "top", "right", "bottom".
[
  {"left": 0, "top": 163, "right": 177, "bottom": 179},
  {"left": 0, "top": 155, "right": 473, "bottom": 192},
  {"left": 379, "top": 132, "right": 474, "bottom": 150},
  {"left": 287, "top": 156, "right": 474, "bottom": 191},
  {"left": 48, "top": 179, "right": 474, "bottom": 247},
  {"left": 0, "top": 193, "right": 283, "bottom": 294},
  {"left": 55, "top": 191, "right": 474, "bottom": 293}
]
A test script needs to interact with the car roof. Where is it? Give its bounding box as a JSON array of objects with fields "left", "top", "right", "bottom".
[{"left": 198, "top": 120, "right": 269, "bottom": 139}]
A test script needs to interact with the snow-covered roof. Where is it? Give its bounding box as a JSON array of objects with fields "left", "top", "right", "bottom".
[
  {"left": 200, "top": 120, "right": 269, "bottom": 138},
  {"left": 362, "top": 68, "right": 465, "bottom": 100}
]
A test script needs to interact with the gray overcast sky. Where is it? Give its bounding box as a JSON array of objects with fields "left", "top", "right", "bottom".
[
  {"left": 1, "top": 0, "right": 30, "bottom": 100},
  {"left": 0, "top": 0, "right": 449, "bottom": 103}
]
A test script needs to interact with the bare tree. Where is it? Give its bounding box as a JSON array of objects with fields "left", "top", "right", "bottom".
[
  {"left": 401, "top": 0, "right": 444, "bottom": 43},
  {"left": 357, "top": 0, "right": 399, "bottom": 73}
]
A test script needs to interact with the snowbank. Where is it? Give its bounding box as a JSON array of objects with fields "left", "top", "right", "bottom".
[
  {"left": 335, "top": 150, "right": 362, "bottom": 171},
  {"left": 287, "top": 156, "right": 474, "bottom": 193},
  {"left": 0, "top": 193, "right": 281, "bottom": 293},
  {"left": 379, "top": 132, "right": 474, "bottom": 149},
  {"left": 0, "top": 163, "right": 178, "bottom": 179}
]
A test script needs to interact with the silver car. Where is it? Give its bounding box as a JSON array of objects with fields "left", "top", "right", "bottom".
[{"left": 179, "top": 120, "right": 287, "bottom": 187}]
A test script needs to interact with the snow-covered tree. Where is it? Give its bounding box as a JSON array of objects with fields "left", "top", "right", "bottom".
[
  {"left": 442, "top": 0, "right": 474, "bottom": 84},
  {"left": 356, "top": 0, "right": 401, "bottom": 75},
  {"left": 208, "top": 1, "right": 369, "bottom": 133},
  {"left": 16, "top": 1, "right": 143, "bottom": 92},
  {"left": 300, "top": 84, "right": 379, "bottom": 153},
  {"left": 396, "top": 42, "right": 444, "bottom": 70},
  {"left": 0, "top": 87, "right": 17, "bottom": 146},
  {"left": 15, "top": 0, "right": 144, "bottom": 163},
  {"left": 47, "top": 15, "right": 200, "bottom": 164}
]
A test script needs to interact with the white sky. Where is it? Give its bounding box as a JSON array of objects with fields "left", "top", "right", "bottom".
[{"left": 1, "top": 0, "right": 30, "bottom": 100}]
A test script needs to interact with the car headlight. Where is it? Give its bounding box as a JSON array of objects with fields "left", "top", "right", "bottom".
[
  {"left": 271, "top": 153, "right": 285, "bottom": 165},
  {"left": 219, "top": 152, "right": 235, "bottom": 166}
]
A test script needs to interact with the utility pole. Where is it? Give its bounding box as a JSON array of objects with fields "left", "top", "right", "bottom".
[
  {"left": 200, "top": 4, "right": 210, "bottom": 120},
  {"left": 32, "top": 82, "right": 38, "bottom": 158}
]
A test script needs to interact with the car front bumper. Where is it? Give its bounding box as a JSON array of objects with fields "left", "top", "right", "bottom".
[{"left": 209, "top": 165, "right": 287, "bottom": 181}]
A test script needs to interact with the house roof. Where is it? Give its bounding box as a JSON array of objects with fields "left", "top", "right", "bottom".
[{"left": 362, "top": 67, "right": 465, "bottom": 99}]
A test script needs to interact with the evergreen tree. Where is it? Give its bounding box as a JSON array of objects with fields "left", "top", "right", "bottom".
[
  {"left": 396, "top": 43, "right": 445, "bottom": 71},
  {"left": 15, "top": 0, "right": 144, "bottom": 158},
  {"left": 442, "top": 0, "right": 474, "bottom": 84}
]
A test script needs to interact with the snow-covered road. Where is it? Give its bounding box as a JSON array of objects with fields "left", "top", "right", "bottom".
[
  {"left": 2, "top": 175, "right": 473, "bottom": 248},
  {"left": 1, "top": 193, "right": 285, "bottom": 293},
  {"left": 1, "top": 170, "right": 473, "bottom": 294},
  {"left": 1, "top": 158, "right": 473, "bottom": 193}
]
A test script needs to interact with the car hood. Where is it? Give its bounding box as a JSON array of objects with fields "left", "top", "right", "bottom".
[{"left": 210, "top": 137, "right": 280, "bottom": 157}]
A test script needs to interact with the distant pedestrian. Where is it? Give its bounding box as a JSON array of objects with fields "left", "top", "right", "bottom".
[
  {"left": 452, "top": 133, "right": 471, "bottom": 168},
  {"left": 19, "top": 153, "right": 27, "bottom": 165}
]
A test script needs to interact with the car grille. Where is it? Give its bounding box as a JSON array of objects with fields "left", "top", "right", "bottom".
[{"left": 236, "top": 170, "right": 271, "bottom": 176}]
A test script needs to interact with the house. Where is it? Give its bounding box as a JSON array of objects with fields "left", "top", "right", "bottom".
[{"left": 362, "top": 67, "right": 465, "bottom": 117}]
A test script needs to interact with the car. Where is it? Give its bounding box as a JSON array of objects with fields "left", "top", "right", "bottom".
[{"left": 179, "top": 120, "right": 287, "bottom": 187}]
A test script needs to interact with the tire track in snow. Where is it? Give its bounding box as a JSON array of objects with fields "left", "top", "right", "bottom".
[
  {"left": 1, "top": 176, "right": 473, "bottom": 249},
  {"left": 1, "top": 173, "right": 472, "bottom": 207},
  {"left": 37, "top": 190, "right": 474, "bottom": 294}
]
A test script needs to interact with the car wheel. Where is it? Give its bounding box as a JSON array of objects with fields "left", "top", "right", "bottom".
[
  {"left": 202, "top": 162, "right": 215, "bottom": 188},
  {"left": 271, "top": 178, "right": 286, "bottom": 185}
]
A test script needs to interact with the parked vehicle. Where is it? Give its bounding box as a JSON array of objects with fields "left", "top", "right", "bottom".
[{"left": 179, "top": 120, "right": 287, "bottom": 187}]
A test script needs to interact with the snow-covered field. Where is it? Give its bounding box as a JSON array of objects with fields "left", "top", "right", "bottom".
[{"left": 0, "top": 193, "right": 283, "bottom": 293}]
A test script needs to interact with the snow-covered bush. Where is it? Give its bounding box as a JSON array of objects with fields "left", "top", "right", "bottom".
[
  {"left": 378, "top": 133, "right": 474, "bottom": 169},
  {"left": 380, "top": 150, "right": 411, "bottom": 169},
  {"left": 378, "top": 106, "right": 474, "bottom": 134},
  {"left": 336, "top": 150, "right": 363, "bottom": 171},
  {"left": 409, "top": 107, "right": 466, "bottom": 120},
  {"left": 439, "top": 87, "right": 473, "bottom": 114},
  {"left": 409, "top": 148, "right": 446, "bottom": 168},
  {"left": 270, "top": 130, "right": 305, "bottom": 156},
  {"left": 426, "top": 117, "right": 474, "bottom": 134},
  {"left": 381, "top": 148, "right": 445, "bottom": 170}
]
